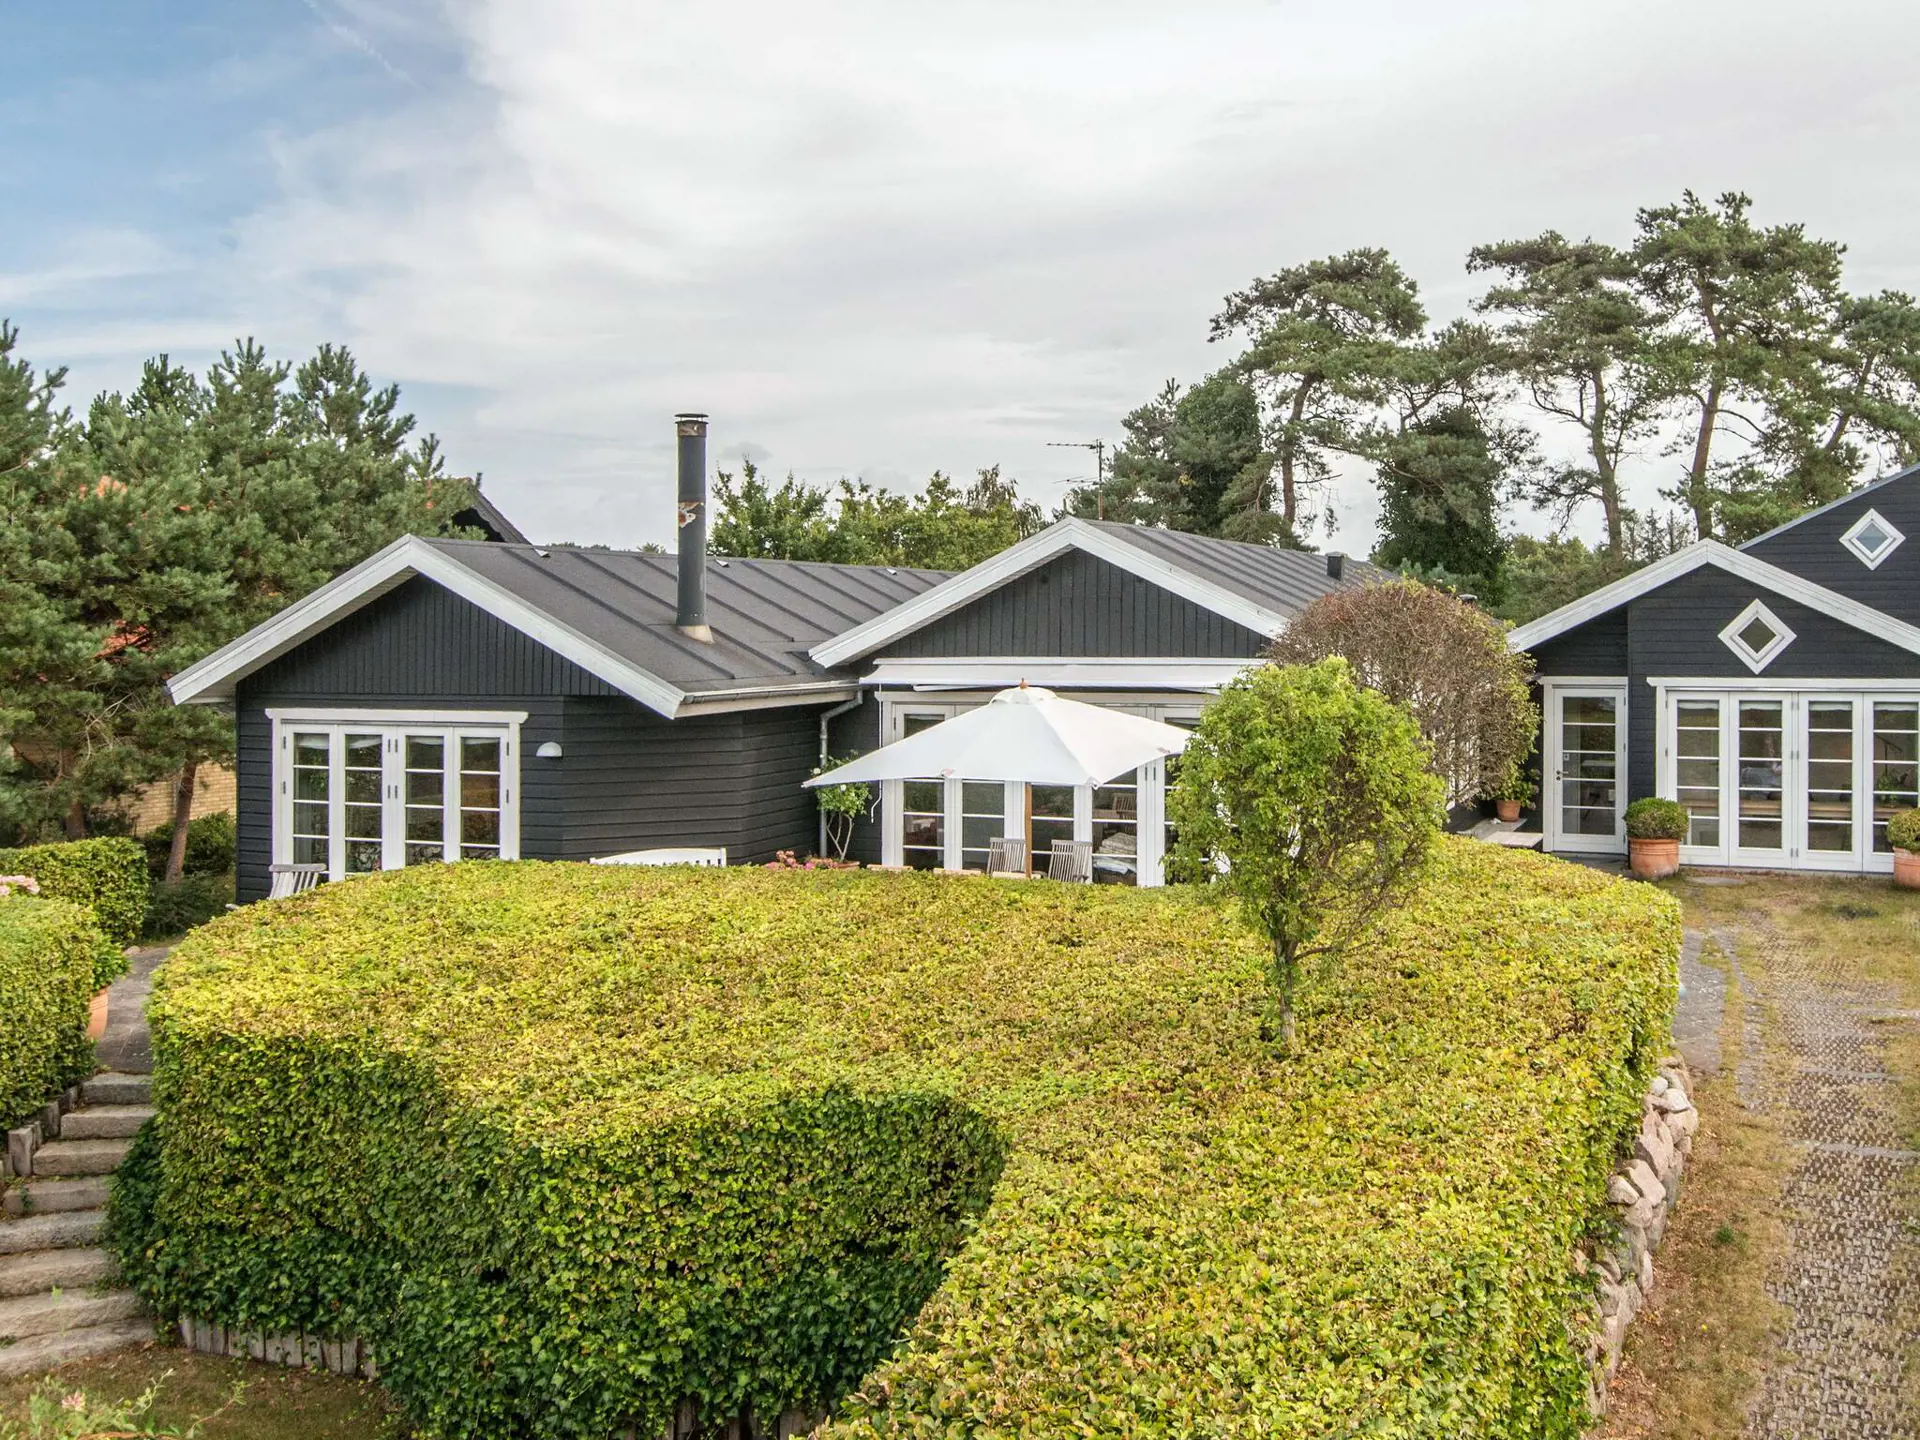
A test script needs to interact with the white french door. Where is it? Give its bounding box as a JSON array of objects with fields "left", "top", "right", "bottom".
[
  {"left": 1545, "top": 684, "right": 1628, "bottom": 854},
  {"left": 269, "top": 710, "right": 522, "bottom": 880},
  {"left": 1662, "top": 690, "right": 1920, "bottom": 872}
]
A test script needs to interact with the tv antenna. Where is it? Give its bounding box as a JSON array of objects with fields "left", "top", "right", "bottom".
[{"left": 1048, "top": 439, "right": 1108, "bottom": 517}]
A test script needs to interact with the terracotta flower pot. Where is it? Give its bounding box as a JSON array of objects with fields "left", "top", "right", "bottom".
[
  {"left": 1894, "top": 848, "right": 1920, "bottom": 891},
  {"left": 87, "top": 987, "right": 110, "bottom": 1041},
  {"left": 1495, "top": 799, "right": 1521, "bottom": 824},
  {"left": 1629, "top": 837, "right": 1681, "bottom": 881}
]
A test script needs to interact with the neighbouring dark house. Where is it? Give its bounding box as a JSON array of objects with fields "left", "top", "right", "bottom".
[
  {"left": 1511, "top": 463, "right": 1920, "bottom": 874},
  {"left": 169, "top": 417, "right": 1382, "bottom": 901}
]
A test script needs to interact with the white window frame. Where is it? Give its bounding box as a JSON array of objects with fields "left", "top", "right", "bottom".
[
  {"left": 875, "top": 692, "right": 1204, "bottom": 886},
  {"left": 1718, "top": 599, "right": 1796, "bottom": 674},
  {"left": 1542, "top": 679, "right": 1629, "bottom": 855},
  {"left": 1840, "top": 508, "right": 1905, "bottom": 570},
  {"left": 267, "top": 708, "right": 524, "bottom": 880},
  {"left": 1653, "top": 684, "right": 1920, "bottom": 874}
]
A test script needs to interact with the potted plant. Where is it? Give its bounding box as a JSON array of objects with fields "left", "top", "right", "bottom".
[
  {"left": 1487, "top": 764, "right": 1533, "bottom": 825},
  {"left": 1888, "top": 808, "right": 1920, "bottom": 890},
  {"left": 1624, "top": 798, "right": 1689, "bottom": 881}
]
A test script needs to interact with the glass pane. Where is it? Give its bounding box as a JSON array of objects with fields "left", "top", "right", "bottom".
[
  {"left": 1808, "top": 730, "right": 1852, "bottom": 762},
  {"left": 902, "top": 780, "right": 942, "bottom": 815},
  {"left": 1562, "top": 696, "right": 1617, "bottom": 724},
  {"left": 1689, "top": 817, "right": 1721, "bottom": 848},
  {"left": 406, "top": 842, "right": 445, "bottom": 866},
  {"left": 1563, "top": 723, "right": 1617, "bottom": 754},
  {"left": 406, "top": 808, "right": 443, "bottom": 842},
  {"left": 960, "top": 782, "right": 1002, "bottom": 817},
  {"left": 1675, "top": 758, "right": 1719, "bottom": 790},
  {"left": 293, "top": 733, "right": 330, "bottom": 767},
  {"left": 1858, "top": 522, "right": 1889, "bottom": 553},
  {"left": 344, "top": 804, "right": 383, "bottom": 840},
  {"left": 1032, "top": 816, "right": 1075, "bottom": 857},
  {"left": 961, "top": 815, "right": 1001, "bottom": 850},
  {"left": 1030, "top": 785, "right": 1074, "bottom": 820},
  {"left": 1566, "top": 807, "right": 1619, "bottom": 836},
  {"left": 902, "top": 714, "right": 945, "bottom": 738},
  {"left": 460, "top": 736, "right": 500, "bottom": 773},
  {"left": 345, "top": 767, "right": 382, "bottom": 805},
  {"left": 461, "top": 772, "right": 500, "bottom": 810},
  {"left": 460, "top": 810, "right": 500, "bottom": 846},
  {"left": 345, "top": 839, "right": 382, "bottom": 874},
  {"left": 1806, "top": 760, "right": 1852, "bottom": 794},
  {"left": 292, "top": 801, "right": 329, "bottom": 837},
  {"left": 294, "top": 768, "right": 330, "bottom": 802},
  {"left": 1566, "top": 754, "right": 1616, "bottom": 781},
  {"left": 1737, "top": 618, "right": 1778, "bottom": 653},
  {"left": 345, "top": 733, "right": 382, "bottom": 767},
  {"left": 407, "top": 770, "right": 444, "bottom": 807},
  {"left": 1739, "top": 819, "right": 1783, "bottom": 850},
  {"left": 406, "top": 736, "right": 444, "bottom": 769},
  {"left": 460, "top": 845, "right": 500, "bottom": 862},
  {"left": 1092, "top": 784, "right": 1137, "bottom": 821},
  {"left": 1873, "top": 703, "right": 1920, "bottom": 851},
  {"left": 292, "top": 835, "right": 328, "bottom": 866}
]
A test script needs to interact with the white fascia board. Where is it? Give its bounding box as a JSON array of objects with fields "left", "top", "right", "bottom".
[
  {"left": 865, "top": 657, "right": 1252, "bottom": 691},
  {"left": 675, "top": 682, "right": 862, "bottom": 715},
  {"left": 1507, "top": 539, "right": 1920, "bottom": 660},
  {"left": 808, "top": 519, "right": 1292, "bottom": 669},
  {"left": 167, "top": 536, "right": 688, "bottom": 718}
]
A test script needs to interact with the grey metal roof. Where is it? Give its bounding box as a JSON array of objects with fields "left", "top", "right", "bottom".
[
  {"left": 427, "top": 539, "right": 948, "bottom": 694},
  {"left": 1082, "top": 521, "right": 1390, "bottom": 611}
]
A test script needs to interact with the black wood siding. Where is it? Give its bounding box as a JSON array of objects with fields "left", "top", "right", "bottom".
[
  {"left": 1526, "top": 560, "right": 1920, "bottom": 815},
  {"left": 232, "top": 577, "right": 825, "bottom": 897},
  {"left": 877, "top": 550, "right": 1267, "bottom": 659},
  {"left": 826, "top": 694, "right": 882, "bottom": 864},
  {"left": 1744, "top": 471, "right": 1920, "bottom": 626}
]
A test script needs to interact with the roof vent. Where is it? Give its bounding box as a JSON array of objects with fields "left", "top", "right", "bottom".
[
  {"left": 674, "top": 413, "right": 712, "bottom": 642},
  {"left": 1325, "top": 552, "right": 1345, "bottom": 581}
]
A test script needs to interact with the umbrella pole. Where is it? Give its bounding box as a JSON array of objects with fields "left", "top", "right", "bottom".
[{"left": 1023, "top": 784, "right": 1034, "bottom": 875}]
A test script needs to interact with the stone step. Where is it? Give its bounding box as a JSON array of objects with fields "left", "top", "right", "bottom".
[
  {"left": 0, "top": 1208, "right": 106, "bottom": 1256},
  {"left": 0, "top": 1247, "right": 116, "bottom": 1301},
  {"left": 0, "top": 1317, "right": 154, "bottom": 1380},
  {"left": 80, "top": 1073, "right": 151, "bottom": 1106},
  {"left": 58, "top": 1105, "right": 153, "bottom": 1141},
  {"left": 3, "top": 1176, "right": 109, "bottom": 1218},
  {"left": 29, "top": 1139, "right": 129, "bottom": 1177},
  {"left": 0, "top": 1287, "right": 144, "bottom": 1342}
]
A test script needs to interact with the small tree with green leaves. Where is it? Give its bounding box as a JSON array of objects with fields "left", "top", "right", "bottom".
[
  {"left": 810, "top": 758, "right": 873, "bottom": 861},
  {"left": 1168, "top": 659, "right": 1443, "bottom": 1049}
]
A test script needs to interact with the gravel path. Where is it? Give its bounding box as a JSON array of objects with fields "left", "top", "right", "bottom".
[{"left": 1695, "top": 921, "right": 1920, "bottom": 1439}]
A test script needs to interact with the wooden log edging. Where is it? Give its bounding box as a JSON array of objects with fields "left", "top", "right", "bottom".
[
  {"left": 178, "top": 1317, "right": 378, "bottom": 1380},
  {"left": 1579, "top": 1055, "right": 1698, "bottom": 1428}
]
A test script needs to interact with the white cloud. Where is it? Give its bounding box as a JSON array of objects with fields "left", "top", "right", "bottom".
[{"left": 32, "top": 0, "right": 1920, "bottom": 549}]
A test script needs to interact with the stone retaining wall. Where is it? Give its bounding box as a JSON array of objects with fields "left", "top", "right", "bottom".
[{"left": 1581, "top": 1056, "right": 1698, "bottom": 1426}]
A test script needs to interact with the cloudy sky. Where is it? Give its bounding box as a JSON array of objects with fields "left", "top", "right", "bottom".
[{"left": 8, "top": 1, "right": 1920, "bottom": 551}]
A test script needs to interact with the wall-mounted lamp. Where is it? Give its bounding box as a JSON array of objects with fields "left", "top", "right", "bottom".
[{"left": 535, "top": 741, "right": 563, "bottom": 759}]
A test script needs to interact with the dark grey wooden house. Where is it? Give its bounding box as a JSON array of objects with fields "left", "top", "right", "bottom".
[
  {"left": 1511, "top": 463, "right": 1920, "bottom": 873},
  {"left": 169, "top": 418, "right": 1380, "bottom": 900}
]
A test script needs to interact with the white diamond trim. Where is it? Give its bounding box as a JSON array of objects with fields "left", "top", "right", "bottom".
[
  {"left": 1840, "top": 508, "right": 1905, "bottom": 570},
  {"left": 1718, "top": 599, "right": 1796, "bottom": 674}
]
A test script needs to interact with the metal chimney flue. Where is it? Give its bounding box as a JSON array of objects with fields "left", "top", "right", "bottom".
[
  {"left": 674, "top": 412, "right": 712, "bottom": 642},
  {"left": 1325, "top": 551, "right": 1345, "bottom": 581}
]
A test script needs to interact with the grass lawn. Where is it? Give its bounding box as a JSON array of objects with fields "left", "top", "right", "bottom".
[
  {"left": 1598, "top": 871, "right": 1920, "bottom": 1439},
  {"left": 0, "top": 1346, "right": 406, "bottom": 1438}
]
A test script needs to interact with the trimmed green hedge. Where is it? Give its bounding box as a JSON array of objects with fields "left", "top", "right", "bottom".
[
  {"left": 0, "top": 837, "right": 148, "bottom": 948},
  {"left": 116, "top": 841, "right": 1678, "bottom": 1439},
  {"left": 0, "top": 898, "right": 117, "bottom": 1129}
]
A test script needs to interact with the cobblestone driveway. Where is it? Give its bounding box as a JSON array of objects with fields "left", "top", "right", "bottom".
[{"left": 1686, "top": 920, "right": 1920, "bottom": 1439}]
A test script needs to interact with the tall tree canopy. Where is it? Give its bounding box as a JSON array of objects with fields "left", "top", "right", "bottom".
[
  {"left": 0, "top": 327, "right": 476, "bottom": 850},
  {"left": 1062, "top": 369, "right": 1270, "bottom": 535},
  {"left": 1211, "top": 249, "right": 1427, "bottom": 545},
  {"left": 709, "top": 462, "right": 1042, "bottom": 571}
]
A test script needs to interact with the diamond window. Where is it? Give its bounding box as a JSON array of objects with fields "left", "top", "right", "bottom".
[
  {"left": 1718, "top": 599, "right": 1795, "bottom": 673},
  {"left": 1840, "top": 508, "right": 1904, "bottom": 569}
]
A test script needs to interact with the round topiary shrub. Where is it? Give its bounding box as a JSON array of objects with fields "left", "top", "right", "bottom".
[
  {"left": 1624, "top": 797, "right": 1691, "bottom": 842},
  {"left": 1887, "top": 807, "right": 1920, "bottom": 854}
]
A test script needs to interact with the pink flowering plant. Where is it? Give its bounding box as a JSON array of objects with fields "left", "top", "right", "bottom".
[{"left": 0, "top": 874, "right": 40, "bottom": 898}]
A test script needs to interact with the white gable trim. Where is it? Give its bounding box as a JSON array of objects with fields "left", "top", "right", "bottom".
[
  {"left": 808, "top": 519, "right": 1292, "bottom": 669},
  {"left": 1717, "top": 599, "right": 1796, "bottom": 673},
  {"left": 864, "top": 657, "right": 1252, "bottom": 691},
  {"left": 167, "top": 536, "right": 689, "bottom": 717},
  {"left": 1506, "top": 539, "right": 1920, "bottom": 660}
]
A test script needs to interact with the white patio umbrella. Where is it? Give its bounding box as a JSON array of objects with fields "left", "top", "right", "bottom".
[{"left": 804, "top": 684, "right": 1192, "bottom": 790}]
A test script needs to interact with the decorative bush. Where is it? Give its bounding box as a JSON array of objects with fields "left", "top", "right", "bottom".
[
  {"left": 0, "top": 897, "right": 117, "bottom": 1129},
  {"left": 142, "top": 811, "right": 237, "bottom": 880},
  {"left": 117, "top": 842, "right": 1678, "bottom": 1440},
  {"left": 142, "top": 872, "right": 235, "bottom": 939},
  {"left": 1624, "top": 797, "right": 1691, "bottom": 842},
  {"left": 0, "top": 837, "right": 149, "bottom": 948},
  {"left": 1887, "top": 807, "right": 1920, "bottom": 854}
]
